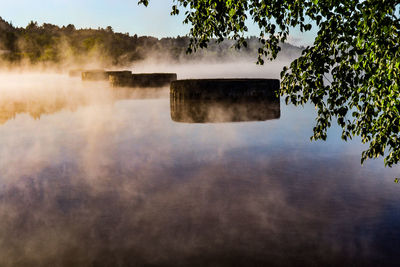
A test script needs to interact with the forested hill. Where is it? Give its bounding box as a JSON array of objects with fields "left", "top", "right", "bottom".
[{"left": 0, "top": 17, "right": 303, "bottom": 67}]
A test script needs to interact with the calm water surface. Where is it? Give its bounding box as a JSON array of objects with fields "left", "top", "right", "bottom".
[{"left": 0, "top": 73, "right": 399, "bottom": 266}]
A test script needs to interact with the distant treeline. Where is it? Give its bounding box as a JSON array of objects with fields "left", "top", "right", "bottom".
[{"left": 0, "top": 17, "right": 303, "bottom": 67}]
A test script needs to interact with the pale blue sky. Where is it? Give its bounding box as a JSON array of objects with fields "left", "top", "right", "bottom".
[{"left": 0, "top": 0, "right": 316, "bottom": 45}]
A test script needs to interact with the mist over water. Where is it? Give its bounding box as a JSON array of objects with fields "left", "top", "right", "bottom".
[
  {"left": 0, "top": 62, "right": 400, "bottom": 267},
  {"left": 132, "top": 60, "right": 289, "bottom": 79}
]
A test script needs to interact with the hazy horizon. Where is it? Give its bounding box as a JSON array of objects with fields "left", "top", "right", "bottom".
[{"left": 0, "top": 0, "right": 317, "bottom": 46}]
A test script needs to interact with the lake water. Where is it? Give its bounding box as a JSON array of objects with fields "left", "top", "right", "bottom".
[{"left": 0, "top": 72, "right": 399, "bottom": 266}]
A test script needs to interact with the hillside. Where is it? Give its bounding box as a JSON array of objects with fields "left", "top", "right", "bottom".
[{"left": 0, "top": 17, "right": 303, "bottom": 68}]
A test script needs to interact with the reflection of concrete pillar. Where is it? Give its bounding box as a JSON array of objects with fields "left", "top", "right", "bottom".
[
  {"left": 170, "top": 79, "right": 280, "bottom": 123},
  {"left": 170, "top": 98, "right": 280, "bottom": 123}
]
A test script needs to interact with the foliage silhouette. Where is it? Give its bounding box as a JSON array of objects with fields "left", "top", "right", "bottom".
[
  {"left": 0, "top": 16, "right": 300, "bottom": 67},
  {"left": 139, "top": 0, "right": 400, "bottom": 167}
]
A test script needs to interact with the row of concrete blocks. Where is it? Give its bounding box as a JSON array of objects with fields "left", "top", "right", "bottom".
[
  {"left": 70, "top": 70, "right": 178, "bottom": 88},
  {"left": 70, "top": 70, "right": 282, "bottom": 122}
]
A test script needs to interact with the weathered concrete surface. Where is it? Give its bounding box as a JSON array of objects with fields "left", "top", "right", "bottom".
[
  {"left": 109, "top": 73, "right": 177, "bottom": 88},
  {"left": 108, "top": 71, "right": 133, "bottom": 87},
  {"left": 81, "top": 70, "right": 108, "bottom": 81},
  {"left": 171, "top": 79, "right": 280, "bottom": 100},
  {"left": 81, "top": 70, "right": 132, "bottom": 82}
]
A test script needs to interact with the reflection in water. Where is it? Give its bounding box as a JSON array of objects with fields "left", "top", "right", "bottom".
[
  {"left": 170, "top": 79, "right": 280, "bottom": 123},
  {"left": 170, "top": 97, "right": 280, "bottom": 123},
  {"left": 0, "top": 74, "right": 168, "bottom": 125},
  {"left": 0, "top": 142, "right": 399, "bottom": 266},
  {"left": 0, "top": 73, "right": 399, "bottom": 266}
]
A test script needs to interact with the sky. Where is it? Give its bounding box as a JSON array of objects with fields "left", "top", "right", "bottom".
[{"left": 0, "top": 0, "right": 316, "bottom": 46}]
